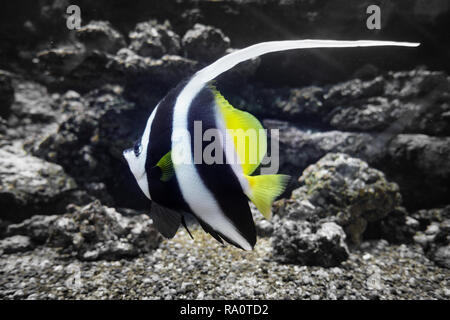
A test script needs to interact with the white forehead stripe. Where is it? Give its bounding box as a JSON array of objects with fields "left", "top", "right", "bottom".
[
  {"left": 214, "top": 109, "right": 250, "bottom": 195},
  {"left": 137, "top": 103, "right": 160, "bottom": 200},
  {"left": 142, "top": 103, "right": 159, "bottom": 158}
]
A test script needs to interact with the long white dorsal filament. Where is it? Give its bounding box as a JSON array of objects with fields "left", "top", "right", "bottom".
[{"left": 194, "top": 39, "right": 420, "bottom": 85}]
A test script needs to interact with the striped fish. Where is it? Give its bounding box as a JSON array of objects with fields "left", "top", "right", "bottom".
[{"left": 123, "top": 39, "right": 419, "bottom": 250}]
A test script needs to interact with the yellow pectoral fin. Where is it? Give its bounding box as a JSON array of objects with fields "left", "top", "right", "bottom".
[
  {"left": 156, "top": 151, "right": 174, "bottom": 182},
  {"left": 211, "top": 85, "right": 267, "bottom": 175},
  {"left": 246, "top": 174, "right": 290, "bottom": 220}
]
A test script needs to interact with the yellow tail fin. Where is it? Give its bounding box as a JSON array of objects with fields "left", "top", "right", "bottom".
[{"left": 246, "top": 174, "right": 290, "bottom": 220}]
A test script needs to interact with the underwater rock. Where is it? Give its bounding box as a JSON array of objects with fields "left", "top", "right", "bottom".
[
  {"left": 411, "top": 205, "right": 450, "bottom": 228},
  {"left": 36, "top": 43, "right": 87, "bottom": 76},
  {"left": 250, "top": 203, "right": 274, "bottom": 237},
  {"left": 269, "top": 86, "right": 326, "bottom": 120},
  {"left": 264, "top": 120, "right": 379, "bottom": 175},
  {"left": 413, "top": 206, "right": 450, "bottom": 268},
  {"left": 36, "top": 44, "right": 121, "bottom": 92},
  {"left": 128, "top": 20, "right": 181, "bottom": 58},
  {"left": 364, "top": 206, "right": 419, "bottom": 244},
  {"left": 32, "top": 85, "right": 148, "bottom": 208},
  {"left": 2, "top": 80, "right": 71, "bottom": 153},
  {"left": 298, "top": 153, "right": 402, "bottom": 244},
  {"left": 386, "top": 134, "right": 450, "bottom": 210},
  {"left": 182, "top": 24, "right": 230, "bottom": 63},
  {"left": 230, "top": 85, "right": 328, "bottom": 121},
  {"left": 326, "top": 70, "right": 450, "bottom": 136},
  {"left": 0, "top": 70, "right": 14, "bottom": 119},
  {"left": 2, "top": 201, "right": 161, "bottom": 260},
  {"left": 36, "top": 21, "right": 127, "bottom": 92},
  {"left": 76, "top": 21, "right": 126, "bottom": 54},
  {"left": 3, "top": 1, "right": 448, "bottom": 88},
  {"left": 46, "top": 201, "right": 161, "bottom": 260},
  {"left": 275, "top": 153, "right": 402, "bottom": 245},
  {"left": 112, "top": 47, "right": 197, "bottom": 87},
  {"left": 0, "top": 143, "right": 82, "bottom": 222},
  {"left": 0, "top": 119, "right": 7, "bottom": 148},
  {"left": 0, "top": 219, "right": 8, "bottom": 238},
  {"left": 272, "top": 220, "right": 349, "bottom": 267},
  {"left": 6, "top": 215, "right": 59, "bottom": 243},
  {"left": 111, "top": 47, "right": 197, "bottom": 108},
  {"left": 266, "top": 119, "right": 450, "bottom": 211},
  {"left": 33, "top": 21, "right": 193, "bottom": 94},
  {"left": 242, "top": 69, "right": 450, "bottom": 136},
  {"left": 273, "top": 195, "right": 318, "bottom": 222},
  {"left": 9, "top": 80, "right": 57, "bottom": 123},
  {"left": 0, "top": 235, "right": 34, "bottom": 254},
  {"left": 433, "top": 245, "right": 450, "bottom": 269}
]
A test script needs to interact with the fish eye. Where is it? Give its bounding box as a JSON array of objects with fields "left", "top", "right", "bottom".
[{"left": 133, "top": 140, "right": 142, "bottom": 157}]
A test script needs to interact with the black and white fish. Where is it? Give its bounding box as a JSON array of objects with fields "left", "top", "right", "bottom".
[{"left": 123, "top": 39, "right": 419, "bottom": 250}]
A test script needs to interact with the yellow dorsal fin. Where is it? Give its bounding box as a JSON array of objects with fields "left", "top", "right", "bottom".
[
  {"left": 210, "top": 85, "right": 267, "bottom": 175},
  {"left": 155, "top": 151, "right": 174, "bottom": 182},
  {"left": 246, "top": 174, "right": 290, "bottom": 220}
]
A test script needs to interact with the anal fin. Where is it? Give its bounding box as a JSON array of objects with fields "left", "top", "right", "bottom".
[
  {"left": 149, "top": 202, "right": 181, "bottom": 238},
  {"left": 197, "top": 219, "right": 224, "bottom": 245}
]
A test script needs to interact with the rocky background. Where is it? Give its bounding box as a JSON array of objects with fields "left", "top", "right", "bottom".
[{"left": 0, "top": 0, "right": 449, "bottom": 299}]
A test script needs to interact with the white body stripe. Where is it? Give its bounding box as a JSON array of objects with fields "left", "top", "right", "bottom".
[
  {"left": 137, "top": 103, "right": 160, "bottom": 200},
  {"left": 171, "top": 39, "right": 420, "bottom": 250},
  {"left": 214, "top": 109, "right": 251, "bottom": 195},
  {"left": 172, "top": 92, "right": 252, "bottom": 250}
]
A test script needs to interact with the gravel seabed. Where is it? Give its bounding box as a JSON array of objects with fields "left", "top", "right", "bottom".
[{"left": 1, "top": 227, "right": 449, "bottom": 300}]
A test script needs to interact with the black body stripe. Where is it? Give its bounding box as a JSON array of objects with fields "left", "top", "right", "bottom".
[
  {"left": 147, "top": 79, "right": 188, "bottom": 167},
  {"left": 146, "top": 79, "right": 190, "bottom": 212},
  {"left": 187, "top": 86, "right": 256, "bottom": 249}
]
